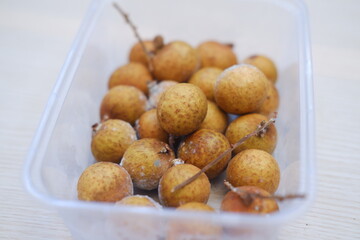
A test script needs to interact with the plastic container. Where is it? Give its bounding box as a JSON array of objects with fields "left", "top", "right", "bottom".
[{"left": 24, "top": 0, "right": 315, "bottom": 239}]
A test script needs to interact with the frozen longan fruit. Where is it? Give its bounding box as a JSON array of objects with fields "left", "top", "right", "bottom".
[
  {"left": 91, "top": 119, "right": 137, "bottom": 163},
  {"left": 256, "top": 83, "right": 280, "bottom": 117},
  {"left": 100, "top": 85, "right": 147, "bottom": 125},
  {"left": 158, "top": 164, "right": 211, "bottom": 207},
  {"left": 197, "top": 41, "right": 237, "bottom": 69},
  {"left": 221, "top": 186, "right": 279, "bottom": 214},
  {"left": 226, "top": 149, "right": 280, "bottom": 194},
  {"left": 136, "top": 109, "right": 169, "bottom": 143},
  {"left": 188, "top": 67, "right": 223, "bottom": 101},
  {"left": 157, "top": 83, "right": 207, "bottom": 136},
  {"left": 108, "top": 62, "right": 153, "bottom": 95},
  {"left": 178, "top": 129, "right": 231, "bottom": 179},
  {"left": 129, "top": 40, "right": 156, "bottom": 67},
  {"left": 116, "top": 195, "right": 161, "bottom": 208},
  {"left": 215, "top": 64, "right": 269, "bottom": 115},
  {"left": 225, "top": 113, "right": 277, "bottom": 154},
  {"left": 244, "top": 55, "right": 278, "bottom": 83},
  {"left": 121, "top": 138, "right": 175, "bottom": 190},
  {"left": 198, "top": 100, "right": 228, "bottom": 133},
  {"left": 77, "top": 162, "right": 133, "bottom": 202},
  {"left": 148, "top": 80, "right": 178, "bottom": 108},
  {"left": 153, "top": 41, "right": 199, "bottom": 83}
]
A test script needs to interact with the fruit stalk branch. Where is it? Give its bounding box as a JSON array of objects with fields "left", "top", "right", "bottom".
[
  {"left": 224, "top": 180, "right": 305, "bottom": 206},
  {"left": 171, "top": 113, "right": 277, "bottom": 193},
  {"left": 113, "top": 2, "right": 154, "bottom": 71}
]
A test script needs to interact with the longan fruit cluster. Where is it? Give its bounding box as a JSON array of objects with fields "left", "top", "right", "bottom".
[{"left": 77, "top": 9, "right": 284, "bottom": 239}]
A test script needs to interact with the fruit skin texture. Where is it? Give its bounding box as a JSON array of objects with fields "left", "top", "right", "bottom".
[
  {"left": 100, "top": 85, "right": 147, "bottom": 125},
  {"left": 214, "top": 64, "right": 269, "bottom": 114},
  {"left": 177, "top": 129, "right": 231, "bottom": 179},
  {"left": 199, "top": 100, "right": 228, "bottom": 133},
  {"left": 158, "top": 164, "right": 211, "bottom": 207},
  {"left": 136, "top": 109, "right": 169, "bottom": 143},
  {"left": 176, "top": 202, "right": 214, "bottom": 212},
  {"left": 121, "top": 138, "right": 175, "bottom": 190},
  {"left": 197, "top": 41, "right": 237, "bottom": 70},
  {"left": 148, "top": 80, "right": 178, "bottom": 108},
  {"left": 77, "top": 162, "right": 133, "bottom": 202},
  {"left": 221, "top": 186, "right": 279, "bottom": 214},
  {"left": 91, "top": 119, "right": 137, "bottom": 163},
  {"left": 157, "top": 83, "right": 208, "bottom": 136},
  {"left": 153, "top": 41, "right": 199, "bottom": 83},
  {"left": 116, "top": 195, "right": 161, "bottom": 208},
  {"left": 188, "top": 67, "right": 223, "bottom": 101},
  {"left": 244, "top": 55, "right": 278, "bottom": 83},
  {"left": 128, "top": 40, "right": 156, "bottom": 67},
  {"left": 225, "top": 113, "right": 277, "bottom": 154},
  {"left": 108, "top": 62, "right": 153, "bottom": 95},
  {"left": 226, "top": 149, "right": 280, "bottom": 194},
  {"left": 256, "top": 83, "right": 279, "bottom": 117}
]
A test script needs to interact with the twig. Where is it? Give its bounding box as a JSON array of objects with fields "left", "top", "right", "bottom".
[
  {"left": 224, "top": 180, "right": 306, "bottom": 206},
  {"left": 171, "top": 113, "right": 277, "bottom": 193},
  {"left": 112, "top": 2, "right": 154, "bottom": 72}
]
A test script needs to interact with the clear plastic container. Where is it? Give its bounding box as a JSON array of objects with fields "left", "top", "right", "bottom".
[{"left": 23, "top": 0, "right": 315, "bottom": 239}]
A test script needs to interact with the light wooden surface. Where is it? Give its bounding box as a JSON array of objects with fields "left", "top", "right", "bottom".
[{"left": 0, "top": 0, "right": 359, "bottom": 239}]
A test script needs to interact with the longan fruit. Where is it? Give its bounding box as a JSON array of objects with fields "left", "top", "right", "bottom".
[
  {"left": 128, "top": 40, "right": 156, "bottom": 67},
  {"left": 157, "top": 83, "right": 207, "bottom": 136},
  {"left": 77, "top": 162, "right": 133, "bottom": 202},
  {"left": 214, "top": 64, "right": 269, "bottom": 114},
  {"left": 153, "top": 41, "right": 199, "bottom": 83},
  {"left": 226, "top": 149, "right": 280, "bottom": 194},
  {"left": 176, "top": 202, "right": 214, "bottom": 212},
  {"left": 148, "top": 80, "right": 178, "bottom": 108},
  {"left": 256, "top": 83, "right": 280, "bottom": 117},
  {"left": 116, "top": 195, "right": 161, "bottom": 208},
  {"left": 225, "top": 113, "right": 277, "bottom": 154},
  {"left": 198, "top": 100, "right": 228, "bottom": 133},
  {"left": 136, "top": 109, "right": 169, "bottom": 143},
  {"left": 91, "top": 119, "right": 137, "bottom": 163},
  {"left": 108, "top": 62, "right": 153, "bottom": 95},
  {"left": 244, "top": 55, "right": 278, "bottom": 83},
  {"left": 177, "top": 129, "right": 231, "bottom": 179},
  {"left": 188, "top": 67, "right": 223, "bottom": 101},
  {"left": 100, "top": 85, "right": 147, "bottom": 125},
  {"left": 121, "top": 138, "right": 175, "bottom": 190},
  {"left": 221, "top": 186, "right": 279, "bottom": 214},
  {"left": 197, "top": 41, "right": 237, "bottom": 69},
  {"left": 158, "top": 164, "right": 211, "bottom": 207}
]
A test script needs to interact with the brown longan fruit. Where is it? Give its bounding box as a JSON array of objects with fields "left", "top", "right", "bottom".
[
  {"left": 256, "top": 83, "right": 280, "bottom": 117},
  {"left": 221, "top": 186, "right": 279, "bottom": 214},
  {"left": 100, "top": 85, "right": 147, "bottom": 125},
  {"left": 197, "top": 41, "right": 237, "bottom": 69},
  {"left": 199, "top": 100, "right": 228, "bottom": 133},
  {"left": 136, "top": 109, "right": 169, "bottom": 143},
  {"left": 244, "top": 55, "right": 278, "bottom": 83},
  {"left": 157, "top": 83, "right": 208, "bottom": 136},
  {"left": 108, "top": 62, "right": 153, "bottom": 95},
  {"left": 176, "top": 202, "right": 215, "bottom": 211},
  {"left": 77, "top": 162, "right": 133, "bottom": 202},
  {"left": 116, "top": 195, "right": 161, "bottom": 208},
  {"left": 91, "top": 119, "right": 137, "bottom": 163},
  {"left": 214, "top": 64, "right": 269, "bottom": 114},
  {"left": 177, "top": 129, "right": 231, "bottom": 179},
  {"left": 148, "top": 80, "right": 178, "bottom": 108},
  {"left": 128, "top": 40, "right": 156, "bottom": 67},
  {"left": 121, "top": 138, "right": 175, "bottom": 190},
  {"left": 188, "top": 67, "right": 223, "bottom": 101},
  {"left": 225, "top": 113, "right": 277, "bottom": 154},
  {"left": 226, "top": 149, "right": 280, "bottom": 194},
  {"left": 153, "top": 41, "right": 199, "bottom": 83},
  {"left": 158, "top": 164, "right": 211, "bottom": 207}
]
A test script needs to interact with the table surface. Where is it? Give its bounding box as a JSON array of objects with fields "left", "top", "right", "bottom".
[{"left": 1, "top": 0, "right": 359, "bottom": 239}]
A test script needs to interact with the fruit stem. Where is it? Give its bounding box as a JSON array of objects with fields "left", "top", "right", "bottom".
[
  {"left": 171, "top": 113, "right": 278, "bottom": 193},
  {"left": 112, "top": 2, "right": 154, "bottom": 72}
]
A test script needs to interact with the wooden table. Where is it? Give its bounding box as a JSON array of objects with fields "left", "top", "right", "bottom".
[{"left": 0, "top": 0, "right": 359, "bottom": 239}]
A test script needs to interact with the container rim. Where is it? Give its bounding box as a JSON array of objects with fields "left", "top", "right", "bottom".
[{"left": 23, "top": 0, "right": 315, "bottom": 227}]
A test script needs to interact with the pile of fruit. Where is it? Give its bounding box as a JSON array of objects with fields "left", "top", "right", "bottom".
[{"left": 77, "top": 6, "right": 282, "bottom": 216}]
